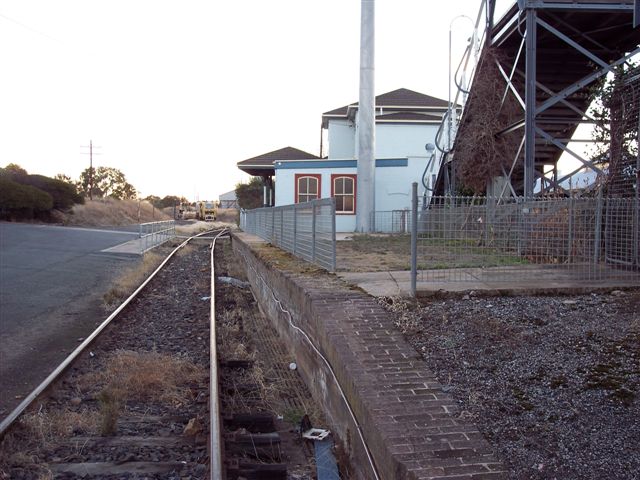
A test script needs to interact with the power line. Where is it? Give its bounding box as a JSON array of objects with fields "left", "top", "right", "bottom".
[{"left": 0, "top": 12, "right": 61, "bottom": 43}]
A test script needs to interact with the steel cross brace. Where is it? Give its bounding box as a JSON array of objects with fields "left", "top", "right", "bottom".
[
  {"left": 536, "top": 126, "right": 605, "bottom": 175},
  {"left": 537, "top": 47, "right": 640, "bottom": 115}
]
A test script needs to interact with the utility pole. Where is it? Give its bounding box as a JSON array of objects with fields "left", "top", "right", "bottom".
[
  {"left": 81, "top": 140, "right": 101, "bottom": 200},
  {"left": 356, "top": 0, "right": 375, "bottom": 232}
]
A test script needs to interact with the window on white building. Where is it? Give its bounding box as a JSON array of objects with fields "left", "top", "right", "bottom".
[
  {"left": 296, "top": 174, "right": 321, "bottom": 203},
  {"left": 332, "top": 174, "right": 356, "bottom": 214}
]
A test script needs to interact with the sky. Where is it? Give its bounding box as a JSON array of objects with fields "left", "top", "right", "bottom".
[{"left": 1, "top": 0, "right": 514, "bottom": 201}]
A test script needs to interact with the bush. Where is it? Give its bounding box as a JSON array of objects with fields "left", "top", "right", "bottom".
[
  {"left": 21, "top": 174, "right": 84, "bottom": 210},
  {"left": 0, "top": 176, "right": 53, "bottom": 220}
]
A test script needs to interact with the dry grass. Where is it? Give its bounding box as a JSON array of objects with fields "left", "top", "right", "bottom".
[
  {"left": 216, "top": 208, "right": 239, "bottom": 224},
  {"left": 217, "top": 304, "right": 255, "bottom": 360},
  {"left": 81, "top": 350, "right": 205, "bottom": 406},
  {"left": 0, "top": 408, "right": 98, "bottom": 479},
  {"left": 176, "top": 220, "right": 234, "bottom": 236},
  {"left": 21, "top": 408, "right": 99, "bottom": 441},
  {"left": 103, "top": 251, "right": 164, "bottom": 310},
  {"left": 337, "top": 234, "right": 411, "bottom": 272},
  {"left": 61, "top": 198, "right": 170, "bottom": 227},
  {"left": 377, "top": 296, "right": 421, "bottom": 334}
]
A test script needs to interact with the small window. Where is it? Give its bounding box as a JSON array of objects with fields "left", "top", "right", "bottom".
[
  {"left": 332, "top": 174, "right": 356, "bottom": 214},
  {"left": 296, "top": 174, "right": 321, "bottom": 203}
]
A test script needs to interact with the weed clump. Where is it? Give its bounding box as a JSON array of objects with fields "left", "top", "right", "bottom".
[{"left": 83, "top": 350, "right": 205, "bottom": 406}]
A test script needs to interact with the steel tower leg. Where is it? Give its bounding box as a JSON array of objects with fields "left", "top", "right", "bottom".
[{"left": 524, "top": 8, "right": 537, "bottom": 199}]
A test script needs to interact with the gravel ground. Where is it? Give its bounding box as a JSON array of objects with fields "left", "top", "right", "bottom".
[{"left": 379, "top": 289, "right": 639, "bottom": 480}]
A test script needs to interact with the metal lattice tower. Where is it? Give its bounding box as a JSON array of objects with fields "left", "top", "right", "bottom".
[{"left": 439, "top": 0, "right": 640, "bottom": 199}]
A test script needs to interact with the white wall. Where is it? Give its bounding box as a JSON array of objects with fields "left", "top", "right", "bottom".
[
  {"left": 345, "top": 113, "right": 440, "bottom": 159},
  {"left": 275, "top": 157, "right": 438, "bottom": 232},
  {"left": 327, "top": 119, "right": 355, "bottom": 159},
  {"left": 272, "top": 119, "right": 443, "bottom": 231},
  {"left": 376, "top": 123, "right": 439, "bottom": 158}
]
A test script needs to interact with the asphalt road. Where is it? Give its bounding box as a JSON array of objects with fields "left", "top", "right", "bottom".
[{"left": 0, "top": 223, "right": 141, "bottom": 415}]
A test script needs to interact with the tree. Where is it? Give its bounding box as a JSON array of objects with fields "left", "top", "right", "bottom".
[
  {"left": 54, "top": 173, "right": 73, "bottom": 184},
  {"left": 158, "top": 195, "right": 182, "bottom": 209},
  {"left": 144, "top": 195, "right": 161, "bottom": 207},
  {"left": 78, "top": 166, "right": 137, "bottom": 200},
  {"left": 235, "top": 177, "right": 265, "bottom": 209},
  {"left": 4, "top": 163, "right": 28, "bottom": 177},
  {"left": 589, "top": 62, "right": 639, "bottom": 196}
]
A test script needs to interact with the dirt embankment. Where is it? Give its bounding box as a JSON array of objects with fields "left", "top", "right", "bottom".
[{"left": 58, "top": 198, "right": 171, "bottom": 227}]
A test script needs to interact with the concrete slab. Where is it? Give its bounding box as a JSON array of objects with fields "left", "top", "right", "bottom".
[
  {"left": 339, "top": 264, "right": 640, "bottom": 298},
  {"left": 100, "top": 236, "right": 174, "bottom": 256},
  {"left": 236, "top": 230, "right": 640, "bottom": 297}
]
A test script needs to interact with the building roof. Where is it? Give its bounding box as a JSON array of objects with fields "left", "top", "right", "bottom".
[
  {"left": 218, "top": 189, "right": 237, "bottom": 201},
  {"left": 322, "top": 88, "right": 449, "bottom": 127},
  {"left": 375, "top": 112, "right": 443, "bottom": 123},
  {"left": 237, "top": 146, "right": 320, "bottom": 176}
]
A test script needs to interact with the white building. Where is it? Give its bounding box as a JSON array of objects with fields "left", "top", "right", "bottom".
[
  {"left": 218, "top": 189, "right": 238, "bottom": 209},
  {"left": 238, "top": 88, "right": 448, "bottom": 232}
]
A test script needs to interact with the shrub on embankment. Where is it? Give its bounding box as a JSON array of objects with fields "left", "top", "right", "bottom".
[
  {"left": 20, "top": 174, "right": 84, "bottom": 210},
  {"left": 0, "top": 166, "right": 84, "bottom": 221},
  {"left": 0, "top": 176, "right": 54, "bottom": 220}
]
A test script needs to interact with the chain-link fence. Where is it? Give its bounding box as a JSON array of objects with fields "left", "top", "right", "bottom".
[
  {"left": 240, "top": 198, "right": 336, "bottom": 272},
  {"left": 411, "top": 193, "right": 640, "bottom": 287}
]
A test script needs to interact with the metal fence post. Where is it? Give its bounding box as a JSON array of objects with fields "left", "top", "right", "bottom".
[
  {"left": 411, "top": 182, "right": 418, "bottom": 297},
  {"left": 331, "top": 198, "right": 337, "bottom": 272},
  {"left": 293, "top": 204, "right": 298, "bottom": 255},
  {"left": 312, "top": 202, "right": 317, "bottom": 263},
  {"left": 567, "top": 196, "right": 574, "bottom": 263},
  {"left": 594, "top": 189, "right": 603, "bottom": 266},
  {"left": 271, "top": 208, "right": 276, "bottom": 243},
  {"left": 280, "top": 209, "right": 284, "bottom": 246}
]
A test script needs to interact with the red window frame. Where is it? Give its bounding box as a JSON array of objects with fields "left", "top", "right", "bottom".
[
  {"left": 295, "top": 174, "right": 321, "bottom": 203},
  {"left": 331, "top": 174, "right": 357, "bottom": 214}
]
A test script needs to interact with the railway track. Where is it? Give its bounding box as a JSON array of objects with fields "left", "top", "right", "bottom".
[{"left": 0, "top": 229, "right": 330, "bottom": 479}]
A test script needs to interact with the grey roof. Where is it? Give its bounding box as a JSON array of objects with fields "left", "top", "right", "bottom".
[
  {"left": 376, "top": 112, "right": 443, "bottom": 123},
  {"left": 323, "top": 88, "right": 449, "bottom": 117},
  {"left": 218, "top": 190, "right": 236, "bottom": 201},
  {"left": 237, "top": 146, "right": 320, "bottom": 176}
]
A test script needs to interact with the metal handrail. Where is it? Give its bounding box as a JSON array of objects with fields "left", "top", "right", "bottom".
[{"left": 139, "top": 220, "right": 176, "bottom": 253}]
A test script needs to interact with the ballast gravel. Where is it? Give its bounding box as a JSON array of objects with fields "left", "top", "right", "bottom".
[{"left": 378, "top": 289, "right": 639, "bottom": 480}]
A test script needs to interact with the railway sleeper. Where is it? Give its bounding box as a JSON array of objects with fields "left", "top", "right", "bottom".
[
  {"left": 223, "top": 412, "right": 276, "bottom": 433},
  {"left": 220, "top": 359, "right": 254, "bottom": 369},
  {"left": 225, "top": 431, "right": 282, "bottom": 461},
  {"left": 48, "top": 460, "right": 199, "bottom": 476},
  {"left": 226, "top": 460, "right": 287, "bottom": 480}
]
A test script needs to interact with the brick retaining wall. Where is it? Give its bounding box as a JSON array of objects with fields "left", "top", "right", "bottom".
[{"left": 232, "top": 232, "right": 506, "bottom": 479}]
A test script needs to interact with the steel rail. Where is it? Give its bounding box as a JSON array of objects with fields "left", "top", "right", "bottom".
[
  {"left": 208, "top": 229, "right": 228, "bottom": 480},
  {"left": 0, "top": 229, "right": 223, "bottom": 438}
]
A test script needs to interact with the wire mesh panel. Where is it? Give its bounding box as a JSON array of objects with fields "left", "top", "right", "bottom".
[
  {"left": 416, "top": 195, "right": 640, "bottom": 284},
  {"left": 371, "top": 210, "right": 413, "bottom": 234},
  {"left": 240, "top": 198, "right": 336, "bottom": 272}
]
